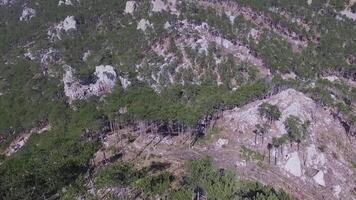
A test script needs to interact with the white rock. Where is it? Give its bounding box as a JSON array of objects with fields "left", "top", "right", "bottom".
[
  {"left": 20, "top": 7, "right": 36, "bottom": 21},
  {"left": 248, "top": 28, "right": 260, "bottom": 40},
  {"left": 333, "top": 185, "right": 342, "bottom": 198},
  {"left": 225, "top": 11, "right": 236, "bottom": 23},
  {"left": 340, "top": 10, "right": 356, "bottom": 20},
  {"left": 215, "top": 138, "right": 229, "bottom": 149},
  {"left": 118, "top": 107, "right": 128, "bottom": 114},
  {"left": 0, "top": 0, "right": 14, "bottom": 6},
  {"left": 322, "top": 75, "right": 339, "bottom": 82},
  {"left": 164, "top": 21, "right": 171, "bottom": 29},
  {"left": 63, "top": 65, "right": 117, "bottom": 102},
  {"left": 284, "top": 152, "right": 302, "bottom": 177},
  {"left": 62, "top": 16, "right": 76, "bottom": 31},
  {"left": 307, "top": 0, "right": 312, "bottom": 5},
  {"left": 125, "top": 1, "right": 136, "bottom": 14},
  {"left": 48, "top": 16, "right": 77, "bottom": 41},
  {"left": 313, "top": 170, "right": 326, "bottom": 186},
  {"left": 306, "top": 144, "right": 326, "bottom": 167},
  {"left": 137, "top": 19, "right": 152, "bottom": 31},
  {"left": 151, "top": 0, "right": 178, "bottom": 14},
  {"left": 82, "top": 50, "right": 91, "bottom": 62},
  {"left": 152, "top": 0, "right": 167, "bottom": 12},
  {"left": 58, "top": 0, "right": 72, "bottom": 6},
  {"left": 119, "top": 75, "right": 131, "bottom": 89},
  {"left": 24, "top": 51, "right": 35, "bottom": 60},
  {"left": 194, "top": 38, "right": 209, "bottom": 55}
]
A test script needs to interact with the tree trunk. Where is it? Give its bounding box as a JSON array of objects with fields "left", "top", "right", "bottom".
[
  {"left": 103, "top": 151, "right": 107, "bottom": 163},
  {"left": 268, "top": 149, "right": 271, "bottom": 164},
  {"left": 255, "top": 133, "right": 257, "bottom": 146},
  {"left": 280, "top": 144, "right": 283, "bottom": 156},
  {"left": 274, "top": 149, "right": 277, "bottom": 165}
]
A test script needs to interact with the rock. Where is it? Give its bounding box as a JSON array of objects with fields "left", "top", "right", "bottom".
[
  {"left": 48, "top": 16, "right": 77, "bottom": 41},
  {"left": 306, "top": 144, "right": 326, "bottom": 167},
  {"left": 0, "top": 0, "right": 15, "bottom": 6},
  {"left": 322, "top": 75, "right": 339, "bottom": 82},
  {"left": 164, "top": 21, "right": 171, "bottom": 29},
  {"left": 215, "top": 138, "right": 229, "bottom": 149},
  {"left": 151, "top": 0, "right": 178, "bottom": 14},
  {"left": 333, "top": 185, "right": 342, "bottom": 198},
  {"left": 152, "top": 0, "right": 167, "bottom": 12},
  {"left": 119, "top": 75, "right": 131, "bottom": 89},
  {"left": 20, "top": 7, "right": 36, "bottom": 21},
  {"left": 137, "top": 19, "right": 152, "bottom": 31},
  {"left": 284, "top": 152, "right": 302, "bottom": 177},
  {"left": 313, "top": 170, "right": 326, "bottom": 186},
  {"left": 58, "top": 0, "right": 72, "bottom": 6},
  {"left": 63, "top": 65, "right": 117, "bottom": 103},
  {"left": 124, "top": 1, "right": 136, "bottom": 14},
  {"left": 82, "top": 50, "right": 91, "bottom": 62}
]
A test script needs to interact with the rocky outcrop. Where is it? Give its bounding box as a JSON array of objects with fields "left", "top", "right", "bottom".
[
  {"left": 48, "top": 16, "right": 77, "bottom": 41},
  {"left": 63, "top": 65, "right": 117, "bottom": 103},
  {"left": 216, "top": 89, "right": 355, "bottom": 200}
]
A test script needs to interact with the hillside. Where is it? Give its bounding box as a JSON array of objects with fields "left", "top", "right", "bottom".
[{"left": 0, "top": 0, "right": 355, "bottom": 199}]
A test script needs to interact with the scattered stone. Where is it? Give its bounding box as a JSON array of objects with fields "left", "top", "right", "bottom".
[
  {"left": 333, "top": 185, "right": 342, "bottom": 198},
  {"left": 164, "top": 21, "right": 171, "bottom": 29},
  {"left": 82, "top": 50, "right": 91, "bottom": 62},
  {"left": 340, "top": 10, "right": 356, "bottom": 20},
  {"left": 48, "top": 16, "right": 77, "bottom": 41},
  {"left": 24, "top": 51, "right": 35, "bottom": 60},
  {"left": 0, "top": 0, "right": 15, "bottom": 6},
  {"left": 152, "top": 0, "right": 166, "bottom": 12},
  {"left": 215, "top": 138, "right": 229, "bottom": 149},
  {"left": 306, "top": 144, "right": 326, "bottom": 167},
  {"left": 20, "top": 7, "right": 36, "bottom": 21},
  {"left": 124, "top": 1, "right": 136, "bottom": 14},
  {"left": 119, "top": 75, "right": 131, "bottom": 89},
  {"left": 151, "top": 0, "right": 178, "bottom": 14},
  {"left": 58, "top": 0, "right": 72, "bottom": 6},
  {"left": 137, "top": 19, "right": 152, "bottom": 31},
  {"left": 322, "top": 75, "right": 339, "bottom": 82},
  {"left": 119, "top": 107, "right": 128, "bottom": 114}
]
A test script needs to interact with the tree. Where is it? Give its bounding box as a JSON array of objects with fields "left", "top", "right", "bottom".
[
  {"left": 352, "top": 3, "right": 356, "bottom": 13},
  {"left": 253, "top": 129, "right": 258, "bottom": 145},
  {"left": 255, "top": 123, "right": 270, "bottom": 145},
  {"left": 258, "top": 103, "right": 281, "bottom": 124},
  {"left": 284, "top": 116, "right": 310, "bottom": 149},
  {"left": 272, "top": 137, "right": 280, "bottom": 165},
  {"left": 267, "top": 143, "right": 273, "bottom": 164}
]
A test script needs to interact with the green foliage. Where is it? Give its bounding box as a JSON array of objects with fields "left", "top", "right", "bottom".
[
  {"left": 351, "top": 3, "right": 356, "bottom": 13},
  {"left": 135, "top": 171, "right": 174, "bottom": 195},
  {"left": 258, "top": 103, "right": 282, "bottom": 122},
  {"left": 240, "top": 145, "right": 265, "bottom": 161},
  {"left": 199, "top": 127, "right": 221, "bottom": 144},
  {"left": 236, "top": 179, "right": 294, "bottom": 200},
  {"left": 95, "top": 161, "right": 136, "bottom": 188},
  {"left": 284, "top": 116, "right": 310, "bottom": 143},
  {"left": 170, "top": 157, "right": 294, "bottom": 200},
  {"left": 101, "top": 80, "right": 270, "bottom": 126},
  {"left": 272, "top": 134, "right": 289, "bottom": 147},
  {"left": 183, "top": 157, "right": 239, "bottom": 199},
  {"left": 329, "top": 0, "right": 346, "bottom": 11},
  {"left": 94, "top": 161, "right": 174, "bottom": 196}
]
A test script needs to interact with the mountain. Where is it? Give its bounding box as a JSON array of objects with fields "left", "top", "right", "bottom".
[{"left": 0, "top": 0, "right": 355, "bottom": 199}]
